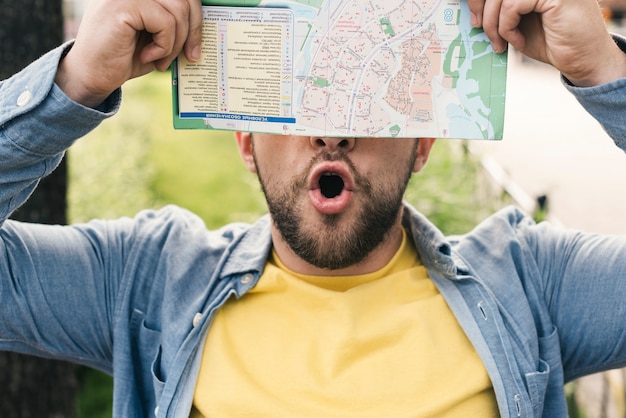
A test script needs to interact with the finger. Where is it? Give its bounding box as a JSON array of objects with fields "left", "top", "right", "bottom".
[
  {"left": 497, "top": 0, "right": 535, "bottom": 51},
  {"left": 466, "top": 0, "right": 485, "bottom": 27},
  {"left": 154, "top": 0, "right": 194, "bottom": 69},
  {"left": 184, "top": 0, "right": 203, "bottom": 62},
  {"left": 137, "top": 1, "right": 179, "bottom": 67},
  {"left": 481, "top": 0, "right": 508, "bottom": 53}
]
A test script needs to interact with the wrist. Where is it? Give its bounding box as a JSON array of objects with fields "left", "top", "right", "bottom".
[
  {"left": 53, "top": 50, "right": 113, "bottom": 109},
  {"left": 564, "top": 35, "right": 626, "bottom": 87}
]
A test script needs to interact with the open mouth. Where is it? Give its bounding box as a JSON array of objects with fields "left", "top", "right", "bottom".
[
  {"left": 308, "top": 162, "right": 354, "bottom": 215},
  {"left": 319, "top": 173, "right": 345, "bottom": 198}
]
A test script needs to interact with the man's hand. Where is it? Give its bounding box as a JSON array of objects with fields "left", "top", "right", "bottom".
[
  {"left": 54, "top": 0, "right": 202, "bottom": 108},
  {"left": 468, "top": 0, "right": 626, "bottom": 86}
]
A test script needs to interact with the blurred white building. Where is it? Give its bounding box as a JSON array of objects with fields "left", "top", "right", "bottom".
[{"left": 62, "top": 0, "right": 87, "bottom": 40}]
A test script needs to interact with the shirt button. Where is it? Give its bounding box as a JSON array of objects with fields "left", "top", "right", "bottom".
[
  {"left": 154, "top": 406, "right": 159, "bottom": 416},
  {"left": 240, "top": 273, "right": 254, "bottom": 285},
  {"left": 192, "top": 312, "right": 202, "bottom": 328},
  {"left": 17, "top": 90, "right": 32, "bottom": 107}
]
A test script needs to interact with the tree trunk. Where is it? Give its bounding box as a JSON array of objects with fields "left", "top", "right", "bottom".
[{"left": 0, "top": 0, "right": 78, "bottom": 417}]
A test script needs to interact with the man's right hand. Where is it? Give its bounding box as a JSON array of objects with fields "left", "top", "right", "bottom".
[{"left": 54, "top": 0, "right": 202, "bottom": 108}]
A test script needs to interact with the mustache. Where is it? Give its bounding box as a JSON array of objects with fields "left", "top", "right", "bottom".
[{"left": 291, "top": 150, "right": 370, "bottom": 192}]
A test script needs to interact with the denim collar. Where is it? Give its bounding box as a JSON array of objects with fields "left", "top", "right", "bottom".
[{"left": 217, "top": 203, "right": 462, "bottom": 284}]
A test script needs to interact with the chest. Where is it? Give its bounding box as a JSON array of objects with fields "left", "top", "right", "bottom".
[{"left": 191, "top": 270, "right": 498, "bottom": 417}]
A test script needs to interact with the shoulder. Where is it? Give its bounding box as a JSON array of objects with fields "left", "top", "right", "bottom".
[
  {"left": 449, "top": 206, "right": 558, "bottom": 285},
  {"left": 449, "top": 205, "right": 537, "bottom": 250},
  {"left": 122, "top": 204, "right": 255, "bottom": 245}
]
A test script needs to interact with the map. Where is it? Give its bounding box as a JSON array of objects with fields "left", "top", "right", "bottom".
[{"left": 172, "top": 0, "right": 507, "bottom": 140}]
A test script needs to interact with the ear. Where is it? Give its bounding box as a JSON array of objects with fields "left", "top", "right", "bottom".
[
  {"left": 234, "top": 132, "right": 257, "bottom": 173},
  {"left": 412, "top": 138, "right": 437, "bottom": 173}
]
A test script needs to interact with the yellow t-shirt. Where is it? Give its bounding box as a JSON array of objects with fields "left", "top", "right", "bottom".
[{"left": 191, "top": 231, "right": 498, "bottom": 417}]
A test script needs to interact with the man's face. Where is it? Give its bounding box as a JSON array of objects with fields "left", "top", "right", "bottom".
[{"left": 237, "top": 135, "right": 434, "bottom": 271}]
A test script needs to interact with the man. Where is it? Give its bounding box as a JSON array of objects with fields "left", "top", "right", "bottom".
[{"left": 1, "top": 0, "right": 625, "bottom": 417}]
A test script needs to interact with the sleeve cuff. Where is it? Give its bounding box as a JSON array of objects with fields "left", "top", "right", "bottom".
[{"left": 0, "top": 42, "right": 121, "bottom": 156}]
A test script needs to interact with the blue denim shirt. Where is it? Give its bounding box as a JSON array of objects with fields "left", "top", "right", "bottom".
[{"left": 1, "top": 43, "right": 626, "bottom": 418}]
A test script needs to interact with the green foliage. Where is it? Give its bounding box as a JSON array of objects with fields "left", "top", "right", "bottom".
[
  {"left": 147, "top": 131, "right": 267, "bottom": 228},
  {"left": 69, "top": 71, "right": 267, "bottom": 229},
  {"left": 565, "top": 382, "right": 587, "bottom": 418},
  {"left": 69, "top": 71, "right": 510, "bottom": 417},
  {"left": 405, "top": 140, "right": 511, "bottom": 236},
  {"left": 76, "top": 367, "right": 114, "bottom": 418}
]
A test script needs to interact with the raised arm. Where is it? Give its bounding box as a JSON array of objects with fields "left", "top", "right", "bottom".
[
  {"left": 0, "top": 0, "right": 204, "bottom": 372},
  {"left": 0, "top": 0, "right": 203, "bottom": 222}
]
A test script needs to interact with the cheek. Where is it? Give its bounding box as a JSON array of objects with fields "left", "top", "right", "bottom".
[
  {"left": 366, "top": 140, "right": 417, "bottom": 163},
  {"left": 256, "top": 145, "right": 301, "bottom": 170},
  {"left": 257, "top": 156, "right": 306, "bottom": 195},
  {"left": 375, "top": 157, "right": 416, "bottom": 190}
]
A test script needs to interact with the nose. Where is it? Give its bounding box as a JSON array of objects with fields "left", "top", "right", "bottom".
[{"left": 310, "top": 137, "right": 355, "bottom": 152}]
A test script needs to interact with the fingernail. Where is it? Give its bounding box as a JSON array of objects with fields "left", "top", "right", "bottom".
[
  {"left": 493, "top": 43, "right": 508, "bottom": 54},
  {"left": 470, "top": 12, "right": 478, "bottom": 27},
  {"left": 191, "top": 46, "right": 201, "bottom": 62}
]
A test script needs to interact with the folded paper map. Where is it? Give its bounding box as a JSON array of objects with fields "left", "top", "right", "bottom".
[{"left": 172, "top": 0, "right": 507, "bottom": 139}]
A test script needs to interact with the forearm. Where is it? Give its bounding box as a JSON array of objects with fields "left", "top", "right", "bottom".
[
  {"left": 0, "top": 42, "right": 120, "bottom": 222},
  {"left": 563, "top": 34, "right": 626, "bottom": 150}
]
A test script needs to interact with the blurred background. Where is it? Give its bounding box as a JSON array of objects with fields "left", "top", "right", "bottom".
[{"left": 1, "top": 0, "right": 626, "bottom": 416}]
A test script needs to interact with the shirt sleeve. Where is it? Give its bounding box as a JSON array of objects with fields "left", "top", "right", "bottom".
[
  {"left": 524, "top": 221, "right": 626, "bottom": 381},
  {"left": 562, "top": 34, "right": 626, "bottom": 151},
  {"left": 0, "top": 43, "right": 124, "bottom": 370},
  {"left": 0, "top": 42, "right": 121, "bottom": 223}
]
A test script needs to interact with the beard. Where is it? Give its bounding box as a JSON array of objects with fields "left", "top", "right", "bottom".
[{"left": 254, "top": 145, "right": 417, "bottom": 271}]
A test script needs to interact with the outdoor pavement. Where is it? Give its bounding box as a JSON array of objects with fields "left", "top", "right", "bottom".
[{"left": 469, "top": 48, "right": 626, "bottom": 235}]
